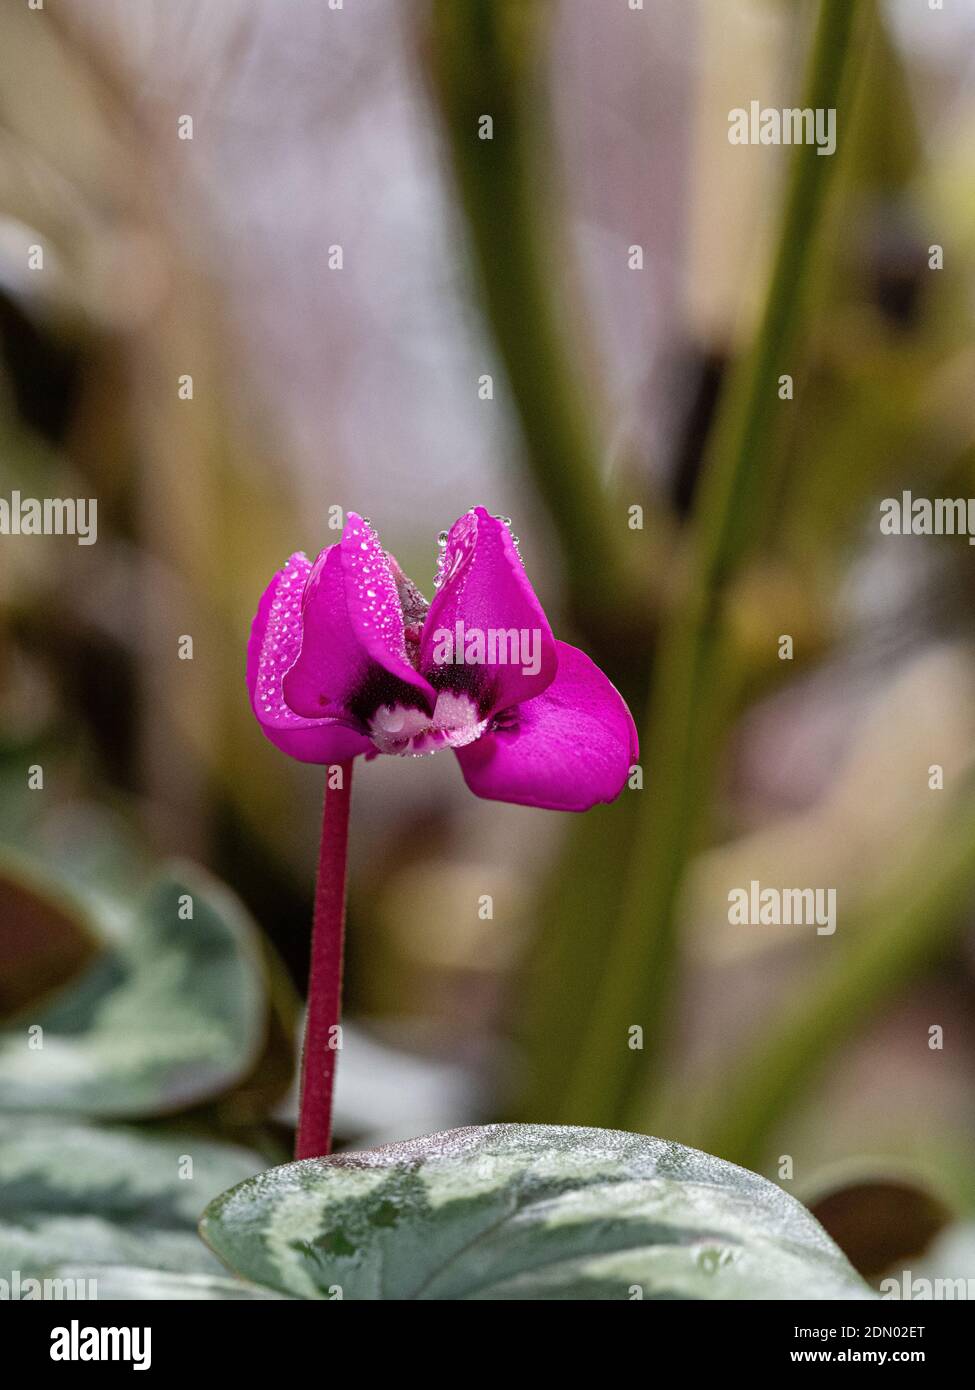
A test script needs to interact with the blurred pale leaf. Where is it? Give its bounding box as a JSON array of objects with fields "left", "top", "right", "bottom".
[
  {"left": 0, "top": 1113, "right": 261, "bottom": 1281},
  {"left": 0, "top": 861, "right": 265, "bottom": 1117},
  {"left": 910, "top": 1221, "right": 975, "bottom": 1294}
]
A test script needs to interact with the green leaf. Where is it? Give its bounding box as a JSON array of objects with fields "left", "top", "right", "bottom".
[
  {"left": 0, "top": 861, "right": 266, "bottom": 1117},
  {"left": 200, "top": 1124, "right": 876, "bottom": 1300},
  {"left": 0, "top": 1113, "right": 263, "bottom": 1281}
]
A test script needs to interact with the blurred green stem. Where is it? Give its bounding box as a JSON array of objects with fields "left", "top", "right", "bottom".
[
  {"left": 697, "top": 783, "right": 975, "bottom": 1170},
  {"left": 427, "top": 0, "right": 638, "bottom": 637},
  {"left": 560, "top": 0, "right": 867, "bottom": 1129}
]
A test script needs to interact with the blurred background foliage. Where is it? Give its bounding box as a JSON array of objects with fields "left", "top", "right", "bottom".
[{"left": 3, "top": 0, "right": 975, "bottom": 1291}]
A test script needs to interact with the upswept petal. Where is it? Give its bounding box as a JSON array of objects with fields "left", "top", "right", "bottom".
[
  {"left": 420, "top": 507, "right": 557, "bottom": 717},
  {"left": 284, "top": 513, "right": 434, "bottom": 721},
  {"left": 247, "top": 554, "right": 372, "bottom": 764}
]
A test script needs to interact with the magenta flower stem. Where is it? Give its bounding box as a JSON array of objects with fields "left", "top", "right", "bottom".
[{"left": 295, "top": 761, "right": 353, "bottom": 1160}]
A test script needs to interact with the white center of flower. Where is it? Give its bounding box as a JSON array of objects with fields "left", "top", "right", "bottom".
[{"left": 369, "top": 692, "right": 489, "bottom": 757}]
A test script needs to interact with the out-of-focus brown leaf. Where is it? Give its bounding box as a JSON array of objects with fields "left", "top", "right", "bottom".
[
  {"left": 810, "top": 1177, "right": 952, "bottom": 1279},
  {"left": 0, "top": 858, "right": 101, "bottom": 1019}
]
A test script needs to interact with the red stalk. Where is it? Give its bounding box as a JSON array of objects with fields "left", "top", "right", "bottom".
[{"left": 295, "top": 760, "right": 353, "bottom": 1159}]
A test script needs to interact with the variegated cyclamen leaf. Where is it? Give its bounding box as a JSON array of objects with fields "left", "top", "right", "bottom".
[
  {"left": 200, "top": 1124, "right": 876, "bottom": 1301},
  {"left": 0, "top": 1113, "right": 263, "bottom": 1282},
  {"left": 45, "top": 1266, "right": 290, "bottom": 1300},
  {"left": 0, "top": 862, "right": 266, "bottom": 1117}
]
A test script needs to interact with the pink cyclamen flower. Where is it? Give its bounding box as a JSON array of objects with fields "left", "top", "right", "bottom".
[
  {"left": 248, "top": 507, "right": 637, "bottom": 811},
  {"left": 247, "top": 507, "right": 637, "bottom": 1162}
]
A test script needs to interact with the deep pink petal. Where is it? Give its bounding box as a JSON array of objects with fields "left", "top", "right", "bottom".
[
  {"left": 420, "top": 507, "right": 557, "bottom": 717},
  {"left": 454, "top": 642, "right": 638, "bottom": 811},
  {"left": 284, "top": 513, "right": 434, "bottom": 720},
  {"left": 247, "top": 554, "right": 372, "bottom": 764}
]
